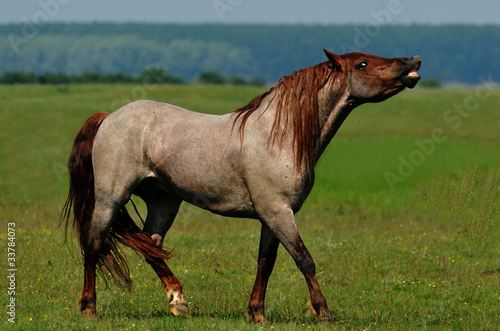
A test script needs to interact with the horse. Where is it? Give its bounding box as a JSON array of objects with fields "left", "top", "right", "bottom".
[{"left": 61, "top": 49, "right": 421, "bottom": 323}]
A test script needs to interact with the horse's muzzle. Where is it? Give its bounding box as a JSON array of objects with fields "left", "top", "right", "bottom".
[{"left": 401, "top": 56, "right": 422, "bottom": 89}]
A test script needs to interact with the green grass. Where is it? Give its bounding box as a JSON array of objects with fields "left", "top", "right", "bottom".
[{"left": 1, "top": 85, "right": 499, "bottom": 330}]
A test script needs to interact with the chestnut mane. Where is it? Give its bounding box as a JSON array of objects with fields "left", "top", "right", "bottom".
[{"left": 233, "top": 61, "right": 335, "bottom": 174}]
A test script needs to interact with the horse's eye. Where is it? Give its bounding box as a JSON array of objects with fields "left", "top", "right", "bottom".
[{"left": 357, "top": 61, "right": 368, "bottom": 71}]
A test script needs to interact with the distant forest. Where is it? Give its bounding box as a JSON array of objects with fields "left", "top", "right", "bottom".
[{"left": 1, "top": 23, "right": 499, "bottom": 84}]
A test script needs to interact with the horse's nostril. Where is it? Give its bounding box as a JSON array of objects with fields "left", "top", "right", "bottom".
[
  {"left": 412, "top": 56, "right": 422, "bottom": 70},
  {"left": 401, "top": 56, "right": 421, "bottom": 68}
]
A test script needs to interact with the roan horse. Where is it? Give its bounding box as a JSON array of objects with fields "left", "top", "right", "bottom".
[{"left": 62, "top": 49, "right": 421, "bottom": 322}]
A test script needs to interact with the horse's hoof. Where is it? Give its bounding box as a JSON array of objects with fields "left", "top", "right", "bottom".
[
  {"left": 316, "top": 310, "right": 335, "bottom": 323},
  {"left": 169, "top": 301, "right": 189, "bottom": 317},
  {"left": 306, "top": 299, "right": 318, "bottom": 317},
  {"left": 306, "top": 300, "right": 335, "bottom": 323},
  {"left": 78, "top": 297, "right": 97, "bottom": 319},
  {"left": 247, "top": 310, "right": 267, "bottom": 324}
]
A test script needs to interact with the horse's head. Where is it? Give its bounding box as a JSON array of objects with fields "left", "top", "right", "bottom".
[{"left": 324, "top": 49, "right": 421, "bottom": 104}]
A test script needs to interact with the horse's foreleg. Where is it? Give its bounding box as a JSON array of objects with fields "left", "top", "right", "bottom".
[
  {"left": 291, "top": 236, "right": 333, "bottom": 321},
  {"left": 260, "top": 207, "right": 333, "bottom": 322},
  {"left": 247, "top": 222, "right": 280, "bottom": 323}
]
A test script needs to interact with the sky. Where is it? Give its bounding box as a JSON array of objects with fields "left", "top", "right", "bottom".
[{"left": 1, "top": 0, "right": 499, "bottom": 25}]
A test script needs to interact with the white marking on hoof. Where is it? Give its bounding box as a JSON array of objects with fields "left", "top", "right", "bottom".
[
  {"left": 150, "top": 234, "right": 163, "bottom": 247},
  {"left": 167, "top": 290, "right": 189, "bottom": 317}
]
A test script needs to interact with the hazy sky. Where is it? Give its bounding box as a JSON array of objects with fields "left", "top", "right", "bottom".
[{"left": 1, "top": 0, "right": 499, "bottom": 25}]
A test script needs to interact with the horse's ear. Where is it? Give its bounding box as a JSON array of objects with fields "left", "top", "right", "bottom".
[{"left": 323, "top": 49, "right": 342, "bottom": 70}]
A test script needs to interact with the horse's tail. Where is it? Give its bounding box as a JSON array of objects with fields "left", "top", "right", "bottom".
[
  {"left": 61, "top": 112, "right": 171, "bottom": 288},
  {"left": 61, "top": 112, "right": 110, "bottom": 254}
]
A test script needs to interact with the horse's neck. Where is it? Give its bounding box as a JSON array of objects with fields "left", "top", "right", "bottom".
[
  {"left": 246, "top": 75, "right": 355, "bottom": 172},
  {"left": 316, "top": 81, "right": 354, "bottom": 160}
]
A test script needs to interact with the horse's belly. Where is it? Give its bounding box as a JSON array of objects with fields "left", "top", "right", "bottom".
[
  {"left": 153, "top": 164, "right": 257, "bottom": 218},
  {"left": 175, "top": 183, "right": 257, "bottom": 218},
  {"left": 202, "top": 199, "right": 257, "bottom": 218}
]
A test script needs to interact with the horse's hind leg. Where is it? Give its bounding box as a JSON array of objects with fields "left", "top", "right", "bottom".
[
  {"left": 135, "top": 179, "right": 188, "bottom": 316},
  {"left": 144, "top": 202, "right": 188, "bottom": 316},
  {"left": 78, "top": 238, "right": 100, "bottom": 317},
  {"left": 78, "top": 202, "right": 119, "bottom": 318}
]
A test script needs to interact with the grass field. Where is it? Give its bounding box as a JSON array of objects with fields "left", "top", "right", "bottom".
[{"left": 1, "top": 84, "right": 499, "bottom": 330}]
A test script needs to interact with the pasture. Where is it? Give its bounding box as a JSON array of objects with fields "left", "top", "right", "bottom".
[{"left": 1, "top": 84, "right": 499, "bottom": 330}]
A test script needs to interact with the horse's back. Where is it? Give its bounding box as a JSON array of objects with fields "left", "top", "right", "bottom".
[{"left": 95, "top": 99, "right": 225, "bottom": 153}]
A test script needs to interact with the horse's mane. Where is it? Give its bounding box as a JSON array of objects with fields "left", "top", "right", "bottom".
[{"left": 232, "top": 61, "right": 335, "bottom": 174}]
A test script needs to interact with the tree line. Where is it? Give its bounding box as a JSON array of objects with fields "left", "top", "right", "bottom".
[
  {"left": 0, "top": 68, "right": 266, "bottom": 86},
  {"left": 0, "top": 23, "right": 498, "bottom": 84}
]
